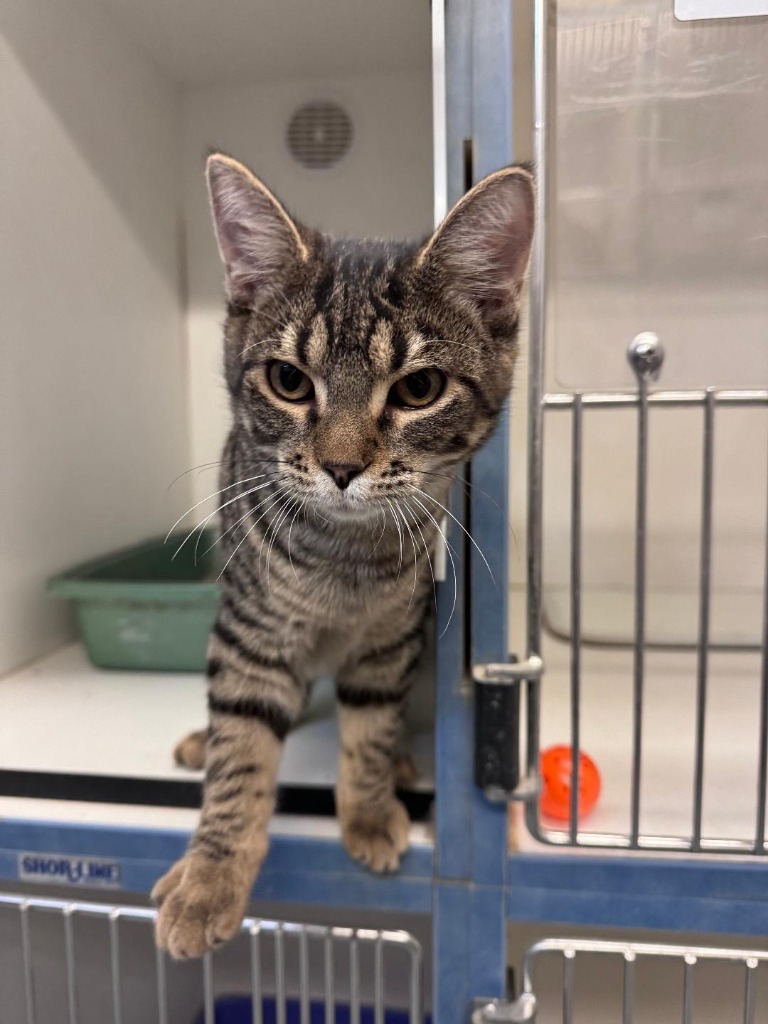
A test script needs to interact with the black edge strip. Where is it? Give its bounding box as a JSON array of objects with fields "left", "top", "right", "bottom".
[{"left": 0, "top": 771, "right": 433, "bottom": 821}]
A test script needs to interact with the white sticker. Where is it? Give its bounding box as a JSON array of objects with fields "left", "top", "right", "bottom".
[
  {"left": 675, "top": 0, "right": 768, "bottom": 19},
  {"left": 18, "top": 852, "right": 122, "bottom": 888}
]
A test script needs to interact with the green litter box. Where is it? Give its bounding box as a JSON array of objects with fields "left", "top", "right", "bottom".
[{"left": 47, "top": 531, "right": 221, "bottom": 672}]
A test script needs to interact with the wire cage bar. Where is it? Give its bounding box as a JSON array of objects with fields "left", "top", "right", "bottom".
[
  {"left": 482, "top": 938, "right": 768, "bottom": 1024},
  {"left": 0, "top": 893, "right": 423, "bottom": 1024},
  {"left": 523, "top": 0, "right": 768, "bottom": 856}
]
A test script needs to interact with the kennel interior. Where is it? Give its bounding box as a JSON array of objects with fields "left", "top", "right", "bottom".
[
  {"left": 2, "top": 0, "right": 768, "bottom": 1022},
  {"left": 0, "top": 0, "right": 436, "bottom": 805}
]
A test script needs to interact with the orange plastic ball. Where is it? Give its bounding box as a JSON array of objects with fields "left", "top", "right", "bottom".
[{"left": 540, "top": 745, "right": 601, "bottom": 821}]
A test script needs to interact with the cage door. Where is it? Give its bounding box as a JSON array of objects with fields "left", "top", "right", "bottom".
[
  {"left": 521, "top": 0, "right": 768, "bottom": 853},
  {"left": 475, "top": 936, "right": 768, "bottom": 1024}
]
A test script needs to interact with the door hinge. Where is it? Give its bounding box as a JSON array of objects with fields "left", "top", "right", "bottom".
[{"left": 472, "top": 656, "right": 543, "bottom": 803}]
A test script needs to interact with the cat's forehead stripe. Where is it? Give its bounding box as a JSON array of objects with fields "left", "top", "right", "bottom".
[
  {"left": 304, "top": 313, "right": 330, "bottom": 367},
  {"left": 367, "top": 320, "right": 396, "bottom": 375},
  {"left": 270, "top": 322, "right": 300, "bottom": 361}
]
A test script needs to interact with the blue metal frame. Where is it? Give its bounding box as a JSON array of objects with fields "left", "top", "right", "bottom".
[
  {"left": 1, "top": 4, "right": 767, "bottom": 1022},
  {"left": 0, "top": 818, "right": 434, "bottom": 912},
  {"left": 430, "top": 1, "right": 518, "bottom": 1020},
  {"left": 507, "top": 853, "right": 768, "bottom": 937}
]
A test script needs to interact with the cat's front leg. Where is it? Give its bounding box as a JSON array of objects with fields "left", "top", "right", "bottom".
[
  {"left": 335, "top": 622, "right": 425, "bottom": 873},
  {"left": 153, "top": 654, "right": 302, "bottom": 959}
]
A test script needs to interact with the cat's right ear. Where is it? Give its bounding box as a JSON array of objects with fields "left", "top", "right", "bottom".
[{"left": 206, "top": 154, "right": 308, "bottom": 308}]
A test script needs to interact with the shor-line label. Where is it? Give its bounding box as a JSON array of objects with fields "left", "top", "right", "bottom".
[{"left": 18, "top": 852, "right": 121, "bottom": 888}]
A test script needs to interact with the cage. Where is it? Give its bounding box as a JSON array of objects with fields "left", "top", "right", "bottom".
[
  {"left": 0, "top": 892, "right": 423, "bottom": 1024},
  {"left": 0, "top": 0, "right": 436, "bottom": 810},
  {"left": 2, "top": 1, "right": 768, "bottom": 1022},
  {"left": 479, "top": 933, "right": 768, "bottom": 1024}
]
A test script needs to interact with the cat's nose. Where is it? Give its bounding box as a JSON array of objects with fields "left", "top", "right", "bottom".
[{"left": 322, "top": 461, "right": 366, "bottom": 490}]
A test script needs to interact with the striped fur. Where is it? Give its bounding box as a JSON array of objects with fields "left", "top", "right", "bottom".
[{"left": 153, "top": 154, "right": 535, "bottom": 959}]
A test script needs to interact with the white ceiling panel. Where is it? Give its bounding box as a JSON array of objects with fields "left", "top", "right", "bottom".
[{"left": 96, "top": 0, "right": 431, "bottom": 86}]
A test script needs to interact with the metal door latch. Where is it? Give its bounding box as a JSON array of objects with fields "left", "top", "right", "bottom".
[
  {"left": 473, "top": 656, "right": 544, "bottom": 686},
  {"left": 472, "top": 656, "right": 543, "bottom": 802}
]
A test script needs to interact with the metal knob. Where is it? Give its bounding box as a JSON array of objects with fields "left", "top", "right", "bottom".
[{"left": 628, "top": 332, "right": 664, "bottom": 383}]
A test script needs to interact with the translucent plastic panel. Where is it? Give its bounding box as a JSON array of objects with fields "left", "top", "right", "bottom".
[{"left": 550, "top": 0, "right": 768, "bottom": 390}]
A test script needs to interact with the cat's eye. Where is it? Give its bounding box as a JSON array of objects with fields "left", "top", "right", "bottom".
[
  {"left": 388, "top": 368, "right": 445, "bottom": 409},
  {"left": 267, "top": 361, "right": 314, "bottom": 402}
]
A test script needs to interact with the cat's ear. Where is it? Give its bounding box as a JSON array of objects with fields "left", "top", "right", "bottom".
[
  {"left": 206, "top": 153, "right": 308, "bottom": 308},
  {"left": 418, "top": 165, "right": 535, "bottom": 330}
]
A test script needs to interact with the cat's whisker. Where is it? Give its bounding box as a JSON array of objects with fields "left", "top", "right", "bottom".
[
  {"left": 173, "top": 479, "right": 275, "bottom": 564},
  {"left": 410, "top": 486, "right": 495, "bottom": 585},
  {"left": 166, "top": 460, "right": 224, "bottom": 492},
  {"left": 419, "top": 468, "right": 495, "bottom": 504},
  {"left": 217, "top": 485, "right": 292, "bottom": 583},
  {"left": 309, "top": 500, "right": 332, "bottom": 527},
  {"left": 383, "top": 498, "right": 404, "bottom": 580},
  {"left": 256, "top": 487, "right": 294, "bottom": 568},
  {"left": 402, "top": 499, "right": 437, "bottom": 608},
  {"left": 264, "top": 493, "right": 299, "bottom": 593},
  {"left": 268, "top": 493, "right": 303, "bottom": 589},
  {"left": 408, "top": 494, "right": 458, "bottom": 636},
  {"left": 418, "top": 468, "right": 521, "bottom": 559},
  {"left": 287, "top": 497, "right": 308, "bottom": 580},
  {"left": 370, "top": 507, "right": 388, "bottom": 557},
  {"left": 258, "top": 490, "right": 293, "bottom": 574},
  {"left": 200, "top": 484, "right": 284, "bottom": 558},
  {"left": 166, "top": 472, "right": 272, "bottom": 543},
  {"left": 397, "top": 502, "right": 420, "bottom": 608}
]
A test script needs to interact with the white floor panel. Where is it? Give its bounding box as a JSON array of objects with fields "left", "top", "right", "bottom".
[{"left": 0, "top": 644, "right": 434, "bottom": 789}]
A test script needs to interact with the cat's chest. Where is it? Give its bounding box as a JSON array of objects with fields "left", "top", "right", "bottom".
[
  {"left": 233, "top": 513, "right": 430, "bottom": 623},
  {"left": 256, "top": 534, "right": 406, "bottom": 606},
  {"left": 299, "top": 551, "right": 429, "bottom": 614}
]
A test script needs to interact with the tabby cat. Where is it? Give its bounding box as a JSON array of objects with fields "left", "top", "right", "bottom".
[{"left": 152, "top": 153, "right": 534, "bottom": 958}]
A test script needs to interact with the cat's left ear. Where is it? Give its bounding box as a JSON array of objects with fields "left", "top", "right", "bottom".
[{"left": 418, "top": 165, "right": 535, "bottom": 331}]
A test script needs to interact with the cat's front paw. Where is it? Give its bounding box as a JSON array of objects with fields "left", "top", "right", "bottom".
[
  {"left": 152, "top": 855, "right": 250, "bottom": 959},
  {"left": 340, "top": 797, "right": 410, "bottom": 873}
]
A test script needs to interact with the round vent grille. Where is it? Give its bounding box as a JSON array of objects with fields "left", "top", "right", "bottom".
[{"left": 286, "top": 101, "right": 353, "bottom": 170}]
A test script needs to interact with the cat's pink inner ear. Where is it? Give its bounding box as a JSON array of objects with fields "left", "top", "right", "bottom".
[
  {"left": 206, "top": 155, "right": 305, "bottom": 307},
  {"left": 421, "top": 167, "right": 535, "bottom": 324}
]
